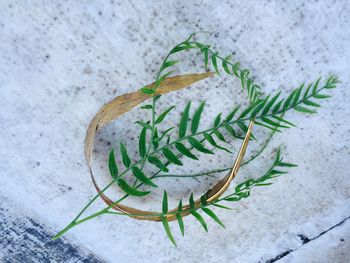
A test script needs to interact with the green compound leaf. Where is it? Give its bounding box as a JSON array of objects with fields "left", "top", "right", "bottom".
[
  {"left": 262, "top": 92, "right": 281, "bottom": 115},
  {"left": 222, "top": 58, "right": 231, "bottom": 74},
  {"left": 213, "top": 113, "right": 222, "bottom": 127},
  {"left": 255, "top": 120, "right": 280, "bottom": 131},
  {"left": 155, "top": 71, "right": 175, "bottom": 88},
  {"left": 162, "top": 190, "right": 168, "bottom": 214},
  {"left": 147, "top": 156, "right": 169, "bottom": 172},
  {"left": 188, "top": 137, "right": 214, "bottom": 154},
  {"left": 175, "top": 142, "right": 198, "bottom": 160},
  {"left": 250, "top": 96, "right": 269, "bottom": 118},
  {"left": 294, "top": 106, "right": 316, "bottom": 114},
  {"left": 232, "top": 62, "right": 240, "bottom": 77},
  {"left": 189, "top": 193, "right": 195, "bottom": 209},
  {"left": 162, "top": 148, "right": 183, "bottom": 165},
  {"left": 160, "top": 60, "right": 179, "bottom": 72},
  {"left": 176, "top": 213, "right": 185, "bottom": 236},
  {"left": 272, "top": 116, "right": 296, "bottom": 127},
  {"left": 139, "top": 127, "right": 147, "bottom": 157},
  {"left": 202, "top": 47, "right": 209, "bottom": 68},
  {"left": 303, "top": 83, "right": 313, "bottom": 99},
  {"left": 117, "top": 178, "right": 150, "bottom": 196},
  {"left": 170, "top": 42, "right": 193, "bottom": 54},
  {"left": 225, "top": 107, "right": 239, "bottom": 122},
  {"left": 312, "top": 77, "right": 321, "bottom": 93},
  {"left": 240, "top": 70, "right": 246, "bottom": 90},
  {"left": 56, "top": 34, "right": 341, "bottom": 243},
  {"left": 134, "top": 121, "right": 152, "bottom": 130},
  {"left": 178, "top": 199, "right": 183, "bottom": 212},
  {"left": 161, "top": 216, "right": 177, "bottom": 246},
  {"left": 120, "top": 143, "right": 131, "bottom": 168},
  {"left": 292, "top": 84, "right": 303, "bottom": 106},
  {"left": 152, "top": 128, "right": 159, "bottom": 150},
  {"left": 202, "top": 207, "right": 225, "bottom": 228},
  {"left": 200, "top": 195, "right": 207, "bottom": 206},
  {"left": 313, "top": 94, "right": 331, "bottom": 99},
  {"left": 108, "top": 149, "right": 118, "bottom": 180},
  {"left": 132, "top": 167, "right": 158, "bottom": 187},
  {"left": 225, "top": 125, "right": 242, "bottom": 139},
  {"left": 303, "top": 100, "right": 321, "bottom": 107},
  {"left": 179, "top": 101, "right": 191, "bottom": 138},
  {"left": 191, "top": 101, "right": 205, "bottom": 134},
  {"left": 140, "top": 104, "right": 153, "bottom": 110},
  {"left": 211, "top": 53, "right": 220, "bottom": 76},
  {"left": 261, "top": 117, "right": 290, "bottom": 129},
  {"left": 158, "top": 127, "right": 175, "bottom": 142},
  {"left": 214, "top": 130, "right": 226, "bottom": 142},
  {"left": 239, "top": 100, "right": 260, "bottom": 118},
  {"left": 140, "top": 87, "right": 155, "bottom": 94},
  {"left": 277, "top": 161, "right": 298, "bottom": 167},
  {"left": 224, "top": 196, "right": 242, "bottom": 202},
  {"left": 190, "top": 210, "right": 208, "bottom": 232},
  {"left": 212, "top": 203, "right": 232, "bottom": 210},
  {"left": 203, "top": 132, "right": 231, "bottom": 153},
  {"left": 272, "top": 99, "right": 284, "bottom": 113},
  {"left": 237, "top": 121, "right": 248, "bottom": 133},
  {"left": 155, "top": 106, "right": 175, "bottom": 124}
]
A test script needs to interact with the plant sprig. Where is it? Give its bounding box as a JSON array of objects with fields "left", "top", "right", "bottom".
[
  {"left": 152, "top": 148, "right": 297, "bottom": 246},
  {"left": 114, "top": 75, "right": 337, "bottom": 197},
  {"left": 53, "top": 33, "right": 339, "bottom": 245}
]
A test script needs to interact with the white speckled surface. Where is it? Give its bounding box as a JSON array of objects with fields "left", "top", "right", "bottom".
[{"left": 1, "top": 1, "right": 349, "bottom": 262}]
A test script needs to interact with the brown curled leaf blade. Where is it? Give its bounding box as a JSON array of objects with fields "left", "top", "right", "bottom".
[
  {"left": 85, "top": 73, "right": 214, "bottom": 167},
  {"left": 84, "top": 72, "right": 253, "bottom": 223}
]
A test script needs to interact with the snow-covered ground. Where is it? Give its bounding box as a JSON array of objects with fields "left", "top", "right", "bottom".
[{"left": 0, "top": 1, "right": 349, "bottom": 262}]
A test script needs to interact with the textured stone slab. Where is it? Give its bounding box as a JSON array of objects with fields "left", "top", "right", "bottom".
[
  {"left": 0, "top": 0, "right": 349, "bottom": 262},
  {"left": 0, "top": 195, "right": 104, "bottom": 262}
]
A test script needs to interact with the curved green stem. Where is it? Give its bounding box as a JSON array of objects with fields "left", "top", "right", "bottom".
[{"left": 154, "top": 167, "right": 231, "bottom": 180}]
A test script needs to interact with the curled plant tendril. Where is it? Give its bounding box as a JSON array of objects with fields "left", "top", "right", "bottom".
[{"left": 53, "top": 32, "right": 339, "bottom": 246}]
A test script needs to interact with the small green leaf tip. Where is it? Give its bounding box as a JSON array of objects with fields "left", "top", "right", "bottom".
[
  {"left": 161, "top": 216, "right": 177, "bottom": 247},
  {"left": 117, "top": 179, "right": 150, "bottom": 196}
]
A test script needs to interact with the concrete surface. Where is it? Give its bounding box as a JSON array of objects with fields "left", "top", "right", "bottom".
[{"left": 0, "top": 1, "right": 349, "bottom": 262}]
